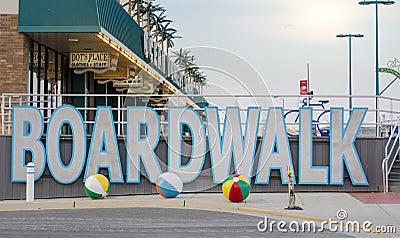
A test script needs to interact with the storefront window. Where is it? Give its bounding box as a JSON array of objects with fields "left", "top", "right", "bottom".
[{"left": 28, "top": 39, "right": 68, "bottom": 108}]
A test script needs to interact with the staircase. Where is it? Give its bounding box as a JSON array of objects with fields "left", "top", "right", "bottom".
[
  {"left": 382, "top": 116, "right": 400, "bottom": 193},
  {"left": 388, "top": 156, "right": 400, "bottom": 192}
]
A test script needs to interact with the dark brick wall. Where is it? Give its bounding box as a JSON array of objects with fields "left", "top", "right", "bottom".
[{"left": 0, "top": 14, "right": 28, "bottom": 95}]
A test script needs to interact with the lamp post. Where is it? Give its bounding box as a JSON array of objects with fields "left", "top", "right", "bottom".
[
  {"left": 359, "top": 0, "right": 395, "bottom": 136},
  {"left": 336, "top": 34, "right": 364, "bottom": 110},
  {"left": 273, "top": 96, "right": 285, "bottom": 108}
]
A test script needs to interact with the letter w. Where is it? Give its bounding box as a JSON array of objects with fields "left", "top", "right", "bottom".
[{"left": 206, "top": 107, "right": 260, "bottom": 183}]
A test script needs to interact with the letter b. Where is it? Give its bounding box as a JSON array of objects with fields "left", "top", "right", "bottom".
[{"left": 12, "top": 107, "right": 45, "bottom": 181}]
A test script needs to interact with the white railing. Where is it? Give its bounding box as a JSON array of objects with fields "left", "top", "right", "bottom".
[
  {"left": 1, "top": 93, "right": 400, "bottom": 137},
  {"left": 382, "top": 116, "right": 400, "bottom": 193}
]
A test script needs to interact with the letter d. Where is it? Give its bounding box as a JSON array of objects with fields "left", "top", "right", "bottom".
[
  {"left": 257, "top": 216, "right": 268, "bottom": 232},
  {"left": 12, "top": 107, "right": 45, "bottom": 181}
]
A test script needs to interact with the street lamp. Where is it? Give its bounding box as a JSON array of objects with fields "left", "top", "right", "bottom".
[
  {"left": 336, "top": 33, "right": 364, "bottom": 110},
  {"left": 359, "top": 0, "right": 395, "bottom": 136},
  {"left": 273, "top": 96, "right": 285, "bottom": 108}
]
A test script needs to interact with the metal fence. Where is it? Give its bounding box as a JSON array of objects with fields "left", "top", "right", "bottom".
[{"left": 2, "top": 93, "right": 400, "bottom": 137}]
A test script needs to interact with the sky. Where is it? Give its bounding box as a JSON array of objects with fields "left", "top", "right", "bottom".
[
  {"left": 157, "top": 0, "right": 400, "bottom": 105},
  {"left": 2, "top": 0, "right": 399, "bottom": 120}
]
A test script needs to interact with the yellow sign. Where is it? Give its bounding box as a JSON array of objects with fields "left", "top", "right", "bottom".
[
  {"left": 32, "top": 53, "right": 45, "bottom": 68},
  {"left": 70, "top": 52, "right": 110, "bottom": 68},
  {"left": 47, "top": 65, "right": 62, "bottom": 79},
  {"left": 94, "top": 66, "right": 129, "bottom": 79}
]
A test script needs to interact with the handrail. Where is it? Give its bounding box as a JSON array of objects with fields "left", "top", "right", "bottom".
[
  {"left": 1, "top": 93, "right": 400, "bottom": 137},
  {"left": 383, "top": 116, "right": 400, "bottom": 193}
]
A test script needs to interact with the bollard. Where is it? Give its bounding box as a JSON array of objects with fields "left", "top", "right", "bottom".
[{"left": 26, "top": 162, "right": 35, "bottom": 202}]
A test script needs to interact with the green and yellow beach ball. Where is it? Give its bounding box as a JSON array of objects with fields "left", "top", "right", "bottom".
[
  {"left": 84, "top": 174, "right": 110, "bottom": 199},
  {"left": 222, "top": 174, "right": 251, "bottom": 203}
]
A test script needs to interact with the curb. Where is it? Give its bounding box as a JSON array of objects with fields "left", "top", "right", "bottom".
[
  {"left": 0, "top": 200, "right": 75, "bottom": 211},
  {"left": 0, "top": 198, "right": 327, "bottom": 225}
]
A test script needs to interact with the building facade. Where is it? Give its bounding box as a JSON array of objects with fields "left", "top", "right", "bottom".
[{"left": 1, "top": 0, "right": 202, "bottom": 110}]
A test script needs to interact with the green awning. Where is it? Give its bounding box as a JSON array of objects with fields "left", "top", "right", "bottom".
[
  {"left": 19, "top": 0, "right": 145, "bottom": 60},
  {"left": 18, "top": 0, "right": 208, "bottom": 108}
]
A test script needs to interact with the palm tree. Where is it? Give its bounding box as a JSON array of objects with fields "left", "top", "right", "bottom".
[
  {"left": 121, "top": 2, "right": 207, "bottom": 92},
  {"left": 122, "top": 0, "right": 150, "bottom": 26},
  {"left": 172, "top": 49, "right": 191, "bottom": 71},
  {"left": 184, "top": 55, "right": 207, "bottom": 93},
  {"left": 172, "top": 49, "right": 188, "bottom": 88},
  {"left": 142, "top": 1, "right": 164, "bottom": 37},
  {"left": 164, "top": 25, "right": 181, "bottom": 56},
  {"left": 152, "top": 10, "right": 171, "bottom": 47},
  {"left": 122, "top": 0, "right": 141, "bottom": 20},
  {"left": 172, "top": 48, "right": 189, "bottom": 68},
  {"left": 121, "top": 0, "right": 133, "bottom": 16},
  {"left": 172, "top": 49, "right": 203, "bottom": 89},
  {"left": 123, "top": 1, "right": 167, "bottom": 39},
  {"left": 193, "top": 70, "right": 207, "bottom": 94},
  {"left": 123, "top": 2, "right": 180, "bottom": 56},
  {"left": 157, "top": 21, "right": 181, "bottom": 55}
]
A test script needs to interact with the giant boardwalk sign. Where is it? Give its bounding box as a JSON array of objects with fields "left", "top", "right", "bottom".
[{"left": 0, "top": 105, "right": 384, "bottom": 199}]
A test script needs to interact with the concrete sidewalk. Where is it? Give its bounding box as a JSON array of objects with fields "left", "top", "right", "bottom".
[{"left": 0, "top": 193, "right": 399, "bottom": 237}]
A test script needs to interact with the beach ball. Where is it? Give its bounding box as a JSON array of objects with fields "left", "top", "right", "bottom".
[
  {"left": 84, "top": 174, "right": 110, "bottom": 199},
  {"left": 156, "top": 172, "right": 183, "bottom": 198},
  {"left": 222, "top": 174, "right": 251, "bottom": 203}
]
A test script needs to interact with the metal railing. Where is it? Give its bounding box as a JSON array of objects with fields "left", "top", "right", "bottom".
[
  {"left": 1, "top": 93, "right": 400, "bottom": 137},
  {"left": 382, "top": 116, "right": 400, "bottom": 193},
  {"left": 3, "top": 92, "right": 400, "bottom": 192}
]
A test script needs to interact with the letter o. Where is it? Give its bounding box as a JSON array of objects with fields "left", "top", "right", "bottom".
[{"left": 46, "top": 105, "right": 86, "bottom": 184}]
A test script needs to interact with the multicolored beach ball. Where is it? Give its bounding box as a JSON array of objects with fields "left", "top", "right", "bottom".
[
  {"left": 222, "top": 174, "right": 251, "bottom": 203},
  {"left": 84, "top": 174, "right": 110, "bottom": 199},
  {"left": 156, "top": 172, "right": 183, "bottom": 198}
]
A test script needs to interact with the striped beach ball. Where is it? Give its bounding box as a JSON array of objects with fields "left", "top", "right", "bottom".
[
  {"left": 84, "top": 174, "right": 110, "bottom": 199},
  {"left": 222, "top": 174, "right": 251, "bottom": 203},
  {"left": 156, "top": 172, "right": 183, "bottom": 198}
]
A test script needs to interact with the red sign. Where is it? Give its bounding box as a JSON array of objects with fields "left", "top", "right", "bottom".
[{"left": 300, "top": 80, "right": 308, "bottom": 95}]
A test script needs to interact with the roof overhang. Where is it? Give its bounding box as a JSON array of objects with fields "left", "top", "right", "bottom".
[
  {"left": 18, "top": 0, "right": 202, "bottom": 109},
  {"left": 18, "top": 0, "right": 144, "bottom": 60}
]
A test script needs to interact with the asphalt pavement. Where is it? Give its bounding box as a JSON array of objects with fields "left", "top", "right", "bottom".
[
  {"left": 0, "top": 192, "right": 399, "bottom": 237},
  {"left": 0, "top": 208, "right": 353, "bottom": 238}
]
